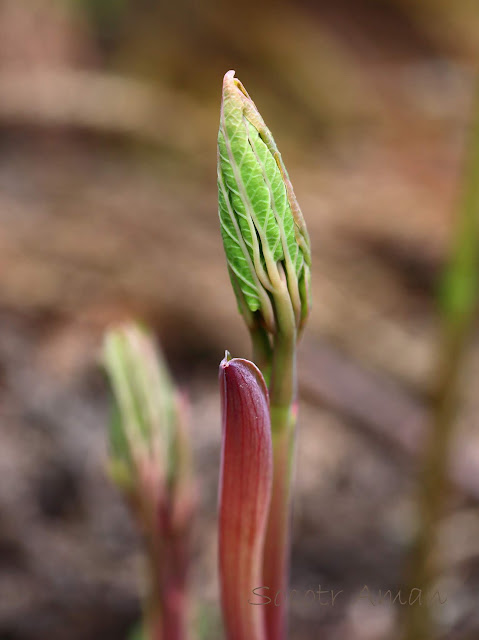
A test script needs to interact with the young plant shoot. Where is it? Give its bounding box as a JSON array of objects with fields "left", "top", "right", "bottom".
[
  {"left": 217, "top": 70, "right": 311, "bottom": 640},
  {"left": 103, "top": 324, "right": 193, "bottom": 640},
  {"left": 219, "top": 354, "right": 273, "bottom": 640}
]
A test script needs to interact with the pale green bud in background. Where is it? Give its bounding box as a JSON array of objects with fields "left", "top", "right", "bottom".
[{"left": 103, "top": 323, "right": 192, "bottom": 528}]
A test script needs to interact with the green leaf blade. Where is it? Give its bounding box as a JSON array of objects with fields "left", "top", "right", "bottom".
[{"left": 218, "top": 167, "right": 261, "bottom": 312}]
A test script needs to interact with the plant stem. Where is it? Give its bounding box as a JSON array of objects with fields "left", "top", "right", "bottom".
[
  {"left": 402, "top": 82, "right": 479, "bottom": 640},
  {"left": 147, "top": 530, "right": 189, "bottom": 640},
  {"left": 262, "top": 290, "right": 297, "bottom": 640},
  {"left": 250, "top": 324, "right": 273, "bottom": 385},
  {"left": 140, "top": 495, "right": 189, "bottom": 640},
  {"left": 402, "top": 322, "right": 470, "bottom": 640},
  {"left": 160, "top": 528, "right": 189, "bottom": 640},
  {"left": 262, "top": 405, "right": 296, "bottom": 640}
]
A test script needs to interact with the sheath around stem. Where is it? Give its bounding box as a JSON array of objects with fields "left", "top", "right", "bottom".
[{"left": 219, "top": 354, "right": 273, "bottom": 640}]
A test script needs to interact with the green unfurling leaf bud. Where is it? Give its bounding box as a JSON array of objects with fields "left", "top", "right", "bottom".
[
  {"left": 217, "top": 70, "right": 311, "bottom": 337},
  {"left": 103, "top": 323, "right": 179, "bottom": 500}
]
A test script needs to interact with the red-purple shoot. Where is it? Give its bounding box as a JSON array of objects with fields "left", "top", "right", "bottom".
[
  {"left": 217, "top": 70, "right": 311, "bottom": 639},
  {"left": 219, "top": 354, "right": 273, "bottom": 640}
]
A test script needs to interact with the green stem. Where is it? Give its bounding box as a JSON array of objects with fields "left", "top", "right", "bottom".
[
  {"left": 250, "top": 324, "right": 273, "bottom": 386},
  {"left": 402, "top": 82, "right": 479, "bottom": 640},
  {"left": 262, "top": 405, "right": 296, "bottom": 640},
  {"left": 262, "top": 289, "right": 297, "bottom": 640},
  {"left": 269, "top": 292, "right": 297, "bottom": 409}
]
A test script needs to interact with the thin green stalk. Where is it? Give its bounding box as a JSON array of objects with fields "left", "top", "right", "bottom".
[
  {"left": 402, "top": 81, "right": 479, "bottom": 640},
  {"left": 261, "top": 291, "right": 297, "bottom": 640},
  {"left": 250, "top": 324, "right": 273, "bottom": 385},
  {"left": 262, "top": 404, "right": 296, "bottom": 640}
]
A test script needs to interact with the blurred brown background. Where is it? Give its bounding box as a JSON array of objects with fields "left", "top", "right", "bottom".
[{"left": 1, "top": 1, "right": 479, "bottom": 639}]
